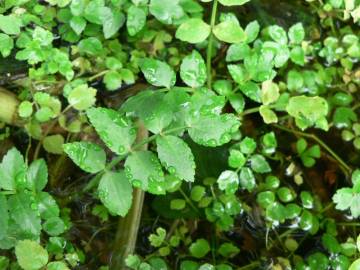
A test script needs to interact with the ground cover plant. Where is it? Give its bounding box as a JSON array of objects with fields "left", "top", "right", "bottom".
[{"left": 0, "top": 0, "right": 360, "bottom": 269}]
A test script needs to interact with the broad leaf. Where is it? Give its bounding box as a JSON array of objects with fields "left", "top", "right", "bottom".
[
  {"left": 63, "top": 142, "right": 106, "bottom": 173},
  {"left": 217, "top": 170, "right": 239, "bottom": 194},
  {"left": 139, "top": 58, "right": 176, "bottom": 89},
  {"left": 102, "top": 8, "right": 125, "bottom": 39},
  {"left": 27, "top": 159, "right": 48, "bottom": 192},
  {"left": 187, "top": 114, "right": 240, "bottom": 147},
  {"left": 127, "top": 5, "right": 147, "bottom": 36},
  {"left": 218, "top": 0, "right": 250, "bottom": 6},
  {"left": 98, "top": 171, "right": 133, "bottom": 216},
  {"left": 180, "top": 50, "right": 207, "bottom": 88},
  {"left": 124, "top": 151, "right": 165, "bottom": 194},
  {"left": 15, "top": 240, "right": 48, "bottom": 270},
  {"left": 0, "top": 147, "right": 26, "bottom": 191},
  {"left": 213, "top": 20, "right": 246, "bottom": 44},
  {"left": 68, "top": 84, "right": 97, "bottom": 110},
  {"left": 176, "top": 18, "right": 210, "bottom": 44},
  {"left": 288, "top": 23, "right": 305, "bottom": 44},
  {"left": 0, "top": 15, "right": 21, "bottom": 35},
  {"left": 156, "top": 135, "right": 195, "bottom": 182},
  {"left": 86, "top": 107, "right": 136, "bottom": 155},
  {"left": 149, "top": 0, "right": 184, "bottom": 24}
]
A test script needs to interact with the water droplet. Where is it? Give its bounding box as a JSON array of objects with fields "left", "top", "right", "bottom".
[
  {"left": 207, "top": 139, "right": 217, "bottom": 147},
  {"left": 118, "top": 145, "right": 126, "bottom": 154},
  {"left": 231, "top": 123, "right": 240, "bottom": 133},
  {"left": 220, "top": 133, "right": 231, "bottom": 144},
  {"left": 30, "top": 203, "right": 38, "bottom": 210},
  {"left": 168, "top": 166, "right": 176, "bottom": 174},
  {"left": 132, "top": 179, "right": 142, "bottom": 188}
]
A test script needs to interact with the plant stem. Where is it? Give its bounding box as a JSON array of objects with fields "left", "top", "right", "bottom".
[
  {"left": 273, "top": 124, "right": 352, "bottom": 176},
  {"left": 110, "top": 121, "right": 148, "bottom": 270},
  {"left": 206, "top": 0, "right": 218, "bottom": 89},
  {"left": 179, "top": 188, "right": 200, "bottom": 215},
  {"left": 236, "top": 261, "right": 261, "bottom": 270}
]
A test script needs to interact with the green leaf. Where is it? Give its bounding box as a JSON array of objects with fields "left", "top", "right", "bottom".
[
  {"left": 228, "top": 64, "right": 246, "bottom": 84},
  {"left": 86, "top": 107, "right": 136, "bottom": 155},
  {"left": 156, "top": 135, "right": 195, "bottom": 182},
  {"left": 180, "top": 50, "right": 207, "bottom": 88},
  {"left": 124, "top": 151, "right": 165, "bottom": 194},
  {"left": 217, "top": 170, "right": 239, "bottom": 194},
  {"left": 149, "top": 0, "right": 184, "bottom": 24},
  {"left": 226, "top": 43, "right": 251, "bottom": 62},
  {"left": 139, "top": 58, "right": 176, "bottom": 89},
  {"left": 8, "top": 192, "right": 41, "bottom": 236},
  {"left": 83, "top": 0, "right": 105, "bottom": 24},
  {"left": 333, "top": 107, "right": 357, "bottom": 128},
  {"left": 213, "top": 20, "right": 246, "bottom": 44},
  {"left": 43, "top": 134, "right": 64, "bottom": 154},
  {"left": 127, "top": 5, "right": 147, "bottom": 36},
  {"left": 228, "top": 149, "right": 246, "bottom": 168},
  {"left": 63, "top": 142, "right": 106, "bottom": 173},
  {"left": 288, "top": 23, "right": 305, "bottom": 44},
  {"left": 286, "top": 96, "right": 329, "bottom": 130},
  {"left": 268, "top": 25, "right": 287, "bottom": 45},
  {"left": 70, "top": 16, "right": 86, "bottom": 35},
  {"left": 239, "top": 81, "right": 261, "bottom": 102},
  {"left": 15, "top": 240, "right": 48, "bottom": 270},
  {"left": 102, "top": 8, "right": 125, "bottom": 39},
  {"left": 290, "top": 46, "right": 305, "bottom": 66},
  {"left": 240, "top": 137, "right": 256, "bottom": 154},
  {"left": 36, "top": 192, "right": 60, "bottom": 220},
  {"left": 287, "top": 70, "right": 303, "bottom": 91},
  {"left": 104, "top": 70, "right": 122, "bottom": 91},
  {"left": 245, "top": 20, "right": 260, "bottom": 43},
  {"left": 259, "top": 105, "right": 278, "bottom": 124},
  {"left": 47, "top": 262, "right": 70, "bottom": 270},
  {"left": 27, "top": 159, "right": 48, "bottom": 192},
  {"left": 349, "top": 259, "right": 360, "bottom": 270},
  {"left": 189, "top": 239, "right": 210, "bottom": 258},
  {"left": 33, "top": 27, "right": 54, "bottom": 46},
  {"left": 261, "top": 80, "right": 280, "bottom": 105},
  {"left": 170, "top": 199, "right": 186, "bottom": 210},
  {"left": 218, "top": 0, "right": 250, "bottom": 6},
  {"left": 0, "top": 15, "right": 21, "bottom": 35},
  {"left": 250, "top": 154, "right": 271, "bottom": 173},
  {"left": 18, "top": 101, "right": 33, "bottom": 118},
  {"left": 239, "top": 167, "right": 256, "bottom": 191},
  {"left": 43, "top": 217, "right": 65, "bottom": 236},
  {"left": 218, "top": 243, "right": 240, "bottom": 257},
  {"left": 229, "top": 93, "right": 245, "bottom": 113},
  {"left": 176, "top": 18, "right": 210, "bottom": 44},
  {"left": 188, "top": 114, "right": 240, "bottom": 147},
  {"left": 68, "top": 84, "right": 97, "bottom": 110},
  {"left": 78, "top": 37, "right": 103, "bottom": 55},
  {"left": 45, "top": 0, "right": 71, "bottom": 7},
  {"left": 149, "top": 227, "right": 166, "bottom": 247},
  {"left": 0, "top": 195, "right": 8, "bottom": 239},
  {"left": 0, "top": 33, "right": 13, "bottom": 57},
  {"left": 0, "top": 147, "right": 26, "bottom": 191},
  {"left": 98, "top": 171, "right": 133, "bottom": 216}
]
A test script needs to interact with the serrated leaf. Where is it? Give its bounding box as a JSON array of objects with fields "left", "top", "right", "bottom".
[
  {"left": 98, "top": 171, "right": 133, "bottom": 216},
  {"left": 15, "top": 240, "right": 48, "bottom": 270},
  {"left": 27, "top": 159, "right": 48, "bottom": 192},
  {"left": 176, "top": 18, "right": 210, "bottom": 44},
  {"left": 124, "top": 151, "right": 165, "bottom": 194},
  {"left": 8, "top": 192, "right": 41, "bottom": 236},
  {"left": 86, "top": 107, "right": 136, "bottom": 155},
  {"left": 187, "top": 114, "right": 240, "bottom": 147},
  {"left": 63, "top": 142, "right": 106, "bottom": 173},
  {"left": 0, "top": 147, "right": 26, "bottom": 191},
  {"left": 68, "top": 84, "right": 97, "bottom": 110},
  {"left": 180, "top": 50, "right": 207, "bottom": 88},
  {"left": 156, "top": 135, "right": 195, "bottom": 182},
  {"left": 139, "top": 58, "right": 176, "bottom": 89},
  {"left": 213, "top": 20, "right": 246, "bottom": 44}
]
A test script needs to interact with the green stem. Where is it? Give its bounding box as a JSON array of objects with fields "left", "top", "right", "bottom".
[
  {"left": 236, "top": 261, "right": 261, "bottom": 270},
  {"left": 179, "top": 188, "right": 200, "bottom": 215},
  {"left": 273, "top": 124, "right": 352, "bottom": 176},
  {"left": 206, "top": 0, "right": 218, "bottom": 89}
]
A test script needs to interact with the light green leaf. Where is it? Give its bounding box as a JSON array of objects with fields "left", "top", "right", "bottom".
[
  {"left": 189, "top": 239, "right": 210, "bottom": 258},
  {"left": 245, "top": 20, "right": 260, "bottom": 43},
  {"left": 27, "top": 159, "right": 48, "bottom": 192},
  {"left": 15, "top": 240, "right": 48, "bottom": 270},
  {"left": 217, "top": 170, "right": 239, "bottom": 194},
  {"left": 68, "top": 84, "right": 97, "bottom": 110},
  {"left": 43, "top": 217, "right": 65, "bottom": 236},
  {"left": 0, "top": 147, "right": 26, "bottom": 191},
  {"left": 290, "top": 46, "right": 305, "bottom": 66},
  {"left": 78, "top": 37, "right": 103, "bottom": 55},
  {"left": 218, "top": 0, "right": 250, "bottom": 6},
  {"left": 47, "top": 262, "right": 70, "bottom": 270},
  {"left": 139, "top": 58, "right": 176, "bottom": 89},
  {"left": 45, "top": 0, "right": 71, "bottom": 7},
  {"left": 70, "top": 16, "right": 86, "bottom": 35},
  {"left": 18, "top": 101, "right": 33, "bottom": 118},
  {"left": 127, "top": 5, "right": 147, "bottom": 36},
  {"left": 176, "top": 18, "right": 210, "bottom": 44},
  {"left": 213, "top": 20, "right": 246, "bottom": 43},
  {"left": 63, "top": 142, "right": 106, "bottom": 173},
  {"left": 288, "top": 23, "right": 305, "bottom": 44},
  {"left": 259, "top": 105, "right": 278, "bottom": 124},
  {"left": 268, "top": 25, "right": 287, "bottom": 45},
  {"left": 0, "top": 33, "right": 13, "bottom": 57},
  {"left": 102, "top": 8, "right": 125, "bottom": 39},
  {"left": 156, "top": 135, "right": 195, "bottom": 182},
  {"left": 0, "top": 195, "right": 8, "bottom": 239},
  {"left": 180, "top": 50, "right": 207, "bottom": 88},
  {"left": 349, "top": 259, "right": 360, "bottom": 270},
  {"left": 250, "top": 154, "right": 271, "bottom": 173},
  {"left": 104, "top": 70, "right": 122, "bottom": 91},
  {"left": 149, "top": 0, "right": 184, "bottom": 24},
  {"left": 286, "top": 95, "right": 329, "bottom": 130},
  {"left": 43, "top": 135, "right": 64, "bottom": 154},
  {"left": 239, "top": 81, "right": 261, "bottom": 102},
  {"left": 98, "top": 171, "right": 133, "bottom": 216},
  {"left": 261, "top": 80, "right": 280, "bottom": 105},
  {"left": 0, "top": 15, "right": 21, "bottom": 35},
  {"left": 124, "top": 151, "right": 165, "bottom": 194},
  {"left": 83, "top": 0, "right": 105, "bottom": 24},
  {"left": 86, "top": 107, "right": 136, "bottom": 155},
  {"left": 188, "top": 114, "right": 240, "bottom": 147}
]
